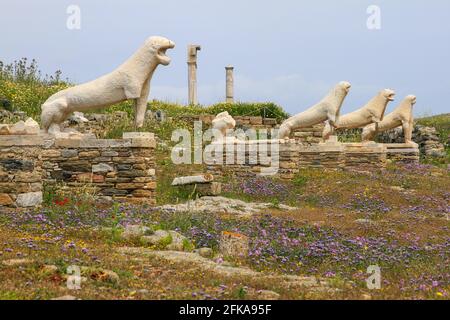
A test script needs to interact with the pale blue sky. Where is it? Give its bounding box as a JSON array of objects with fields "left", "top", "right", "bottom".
[{"left": 1, "top": 0, "right": 449, "bottom": 116}]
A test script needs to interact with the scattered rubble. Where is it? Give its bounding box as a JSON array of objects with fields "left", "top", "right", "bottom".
[{"left": 156, "top": 196, "right": 297, "bottom": 216}]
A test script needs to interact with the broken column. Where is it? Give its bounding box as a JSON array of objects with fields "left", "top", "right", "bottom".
[
  {"left": 225, "top": 65, "right": 234, "bottom": 103},
  {"left": 187, "top": 44, "right": 201, "bottom": 105}
]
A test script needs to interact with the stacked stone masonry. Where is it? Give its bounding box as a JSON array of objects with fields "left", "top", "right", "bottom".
[
  {"left": 207, "top": 140, "right": 395, "bottom": 180},
  {"left": 0, "top": 136, "right": 44, "bottom": 207},
  {"left": 0, "top": 133, "right": 156, "bottom": 208}
]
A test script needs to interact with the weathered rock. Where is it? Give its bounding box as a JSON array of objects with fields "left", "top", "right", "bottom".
[
  {"left": 51, "top": 295, "right": 79, "bottom": 300},
  {"left": 0, "top": 159, "right": 34, "bottom": 171},
  {"left": 220, "top": 231, "right": 249, "bottom": 259},
  {"left": 78, "top": 151, "right": 100, "bottom": 158},
  {"left": 61, "top": 149, "right": 78, "bottom": 158},
  {"left": 171, "top": 174, "right": 214, "bottom": 186},
  {"left": 123, "top": 132, "right": 154, "bottom": 139},
  {"left": 354, "top": 218, "right": 377, "bottom": 226},
  {"left": 122, "top": 225, "right": 152, "bottom": 240},
  {"left": 97, "top": 269, "right": 120, "bottom": 284},
  {"left": 197, "top": 247, "right": 214, "bottom": 258},
  {"left": 141, "top": 230, "right": 171, "bottom": 247},
  {"left": 117, "top": 164, "right": 132, "bottom": 171},
  {"left": 196, "top": 182, "right": 222, "bottom": 196},
  {"left": 132, "top": 189, "right": 153, "bottom": 197},
  {"left": 76, "top": 173, "right": 104, "bottom": 183},
  {"left": 16, "top": 191, "right": 42, "bottom": 207},
  {"left": 100, "top": 189, "right": 128, "bottom": 196},
  {"left": 2, "top": 258, "right": 34, "bottom": 266},
  {"left": 9, "top": 118, "right": 40, "bottom": 135},
  {"left": 157, "top": 196, "right": 297, "bottom": 216},
  {"left": 166, "top": 231, "right": 188, "bottom": 251},
  {"left": 42, "top": 149, "right": 62, "bottom": 158},
  {"left": 257, "top": 290, "right": 280, "bottom": 300},
  {"left": 118, "top": 248, "right": 332, "bottom": 292},
  {"left": 0, "top": 193, "right": 13, "bottom": 206},
  {"left": 41, "top": 264, "right": 59, "bottom": 274},
  {"left": 0, "top": 124, "right": 11, "bottom": 135},
  {"left": 361, "top": 293, "right": 372, "bottom": 300},
  {"left": 60, "top": 161, "right": 91, "bottom": 172}
]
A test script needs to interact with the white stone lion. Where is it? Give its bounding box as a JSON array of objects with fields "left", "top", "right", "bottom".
[
  {"left": 277, "top": 81, "right": 351, "bottom": 139},
  {"left": 211, "top": 111, "right": 236, "bottom": 142},
  {"left": 323, "top": 88, "right": 395, "bottom": 140},
  {"left": 362, "top": 95, "right": 416, "bottom": 144},
  {"left": 40, "top": 36, "right": 175, "bottom": 132}
]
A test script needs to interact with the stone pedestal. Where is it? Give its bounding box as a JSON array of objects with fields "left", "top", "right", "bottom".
[
  {"left": 384, "top": 143, "right": 420, "bottom": 164},
  {"left": 343, "top": 142, "right": 387, "bottom": 169},
  {"left": 0, "top": 132, "right": 157, "bottom": 208},
  {"left": 43, "top": 132, "right": 157, "bottom": 205}
]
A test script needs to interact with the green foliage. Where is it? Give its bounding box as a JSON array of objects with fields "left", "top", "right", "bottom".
[
  {"left": 338, "top": 128, "right": 362, "bottom": 142},
  {"left": 109, "top": 100, "right": 289, "bottom": 121},
  {"left": 182, "top": 238, "right": 195, "bottom": 252},
  {"left": 156, "top": 234, "right": 173, "bottom": 249},
  {"left": 292, "top": 174, "right": 308, "bottom": 187},
  {"left": 234, "top": 286, "right": 247, "bottom": 299},
  {"left": 0, "top": 58, "right": 69, "bottom": 118}
]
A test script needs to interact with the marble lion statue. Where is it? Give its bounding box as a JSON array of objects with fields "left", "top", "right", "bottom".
[
  {"left": 277, "top": 81, "right": 351, "bottom": 139},
  {"left": 41, "top": 36, "right": 175, "bottom": 132},
  {"left": 362, "top": 95, "right": 416, "bottom": 144},
  {"left": 211, "top": 111, "right": 236, "bottom": 142},
  {"left": 323, "top": 88, "right": 395, "bottom": 140}
]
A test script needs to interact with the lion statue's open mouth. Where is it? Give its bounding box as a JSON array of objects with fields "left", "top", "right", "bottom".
[
  {"left": 385, "top": 89, "right": 396, "bottom": 101},
  {"left": 156, "top": 41, "right": 175, "bottom": 65}
]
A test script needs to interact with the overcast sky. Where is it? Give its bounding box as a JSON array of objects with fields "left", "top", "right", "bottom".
[{"left": 1, "top": 0, "right": 449, "bottom": 116}]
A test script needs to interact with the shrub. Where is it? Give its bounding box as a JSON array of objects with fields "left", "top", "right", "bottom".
[{"left": 0, "top": 58, "right": 69, "bottom": 118}]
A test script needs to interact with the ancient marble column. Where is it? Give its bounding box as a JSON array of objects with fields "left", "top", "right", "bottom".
[
  {"left": 187, "top": 44, "right": 201, "bottom": 105},
  {"left": 225, "top": 65, "right": 234, "bottom": 103}
]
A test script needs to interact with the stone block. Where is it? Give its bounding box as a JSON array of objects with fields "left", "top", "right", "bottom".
[
  {"left": 0, "top": 135, "right": 44, "bottom": 147},
  {"left": 92, "top": 163, "right": 114, "bottom": 173},
  {"left": 0, "top": 193, "right": 13, "bottom": 206},
  {"left": 16, "top": 191, "right": 42, "bottom": 207},
  {"left": 122, "top": 132, "right": 154, "bottom": 139},
  {"left": 220, "top": 231, "right": 249, "bottom": 259},
  {"left": 132, "top": 189, "right": 153, "bottom": 197},
  {"left": 61, "top": 149, "right": 79, "bottom": 158},
  {"left": 79, "top": 150, "right": 100, "bottom": 158},
  {"left": 76, "top": 173, "right": 105, "bottom": 183},
  {"left": 42, "top": 150, "right": 62, "bottom": 158}
]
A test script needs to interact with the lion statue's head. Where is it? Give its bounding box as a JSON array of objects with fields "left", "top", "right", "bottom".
[
  {"left": 406, "top": 94, "right": 417, "bottom": 105},
  {"left": 145, "top": 36, "right": 175, "bottom": 66},
  {"left": 381, "top": 89, "right": 396, "bottom": 101},
  {"left": 337, "top": 81, "right": 352, "bottom": 94}
]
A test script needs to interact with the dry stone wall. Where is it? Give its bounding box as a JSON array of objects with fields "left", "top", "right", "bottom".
[
  {"left": 0, "top": 132, "right": 156, "bottom": 208},
  {"left": 207, "top": 140, "right": 388, "bottom": 180},
  {"left": 0, "top": 136, "right": 44, "bottom": 207},
  {"left": 42, "top": 133, "right": 156, "bottom": 205}
]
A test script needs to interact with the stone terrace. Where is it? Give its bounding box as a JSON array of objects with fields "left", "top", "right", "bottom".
[{"left": 0, "top": 132, "right": 156, "bottom": 208}]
